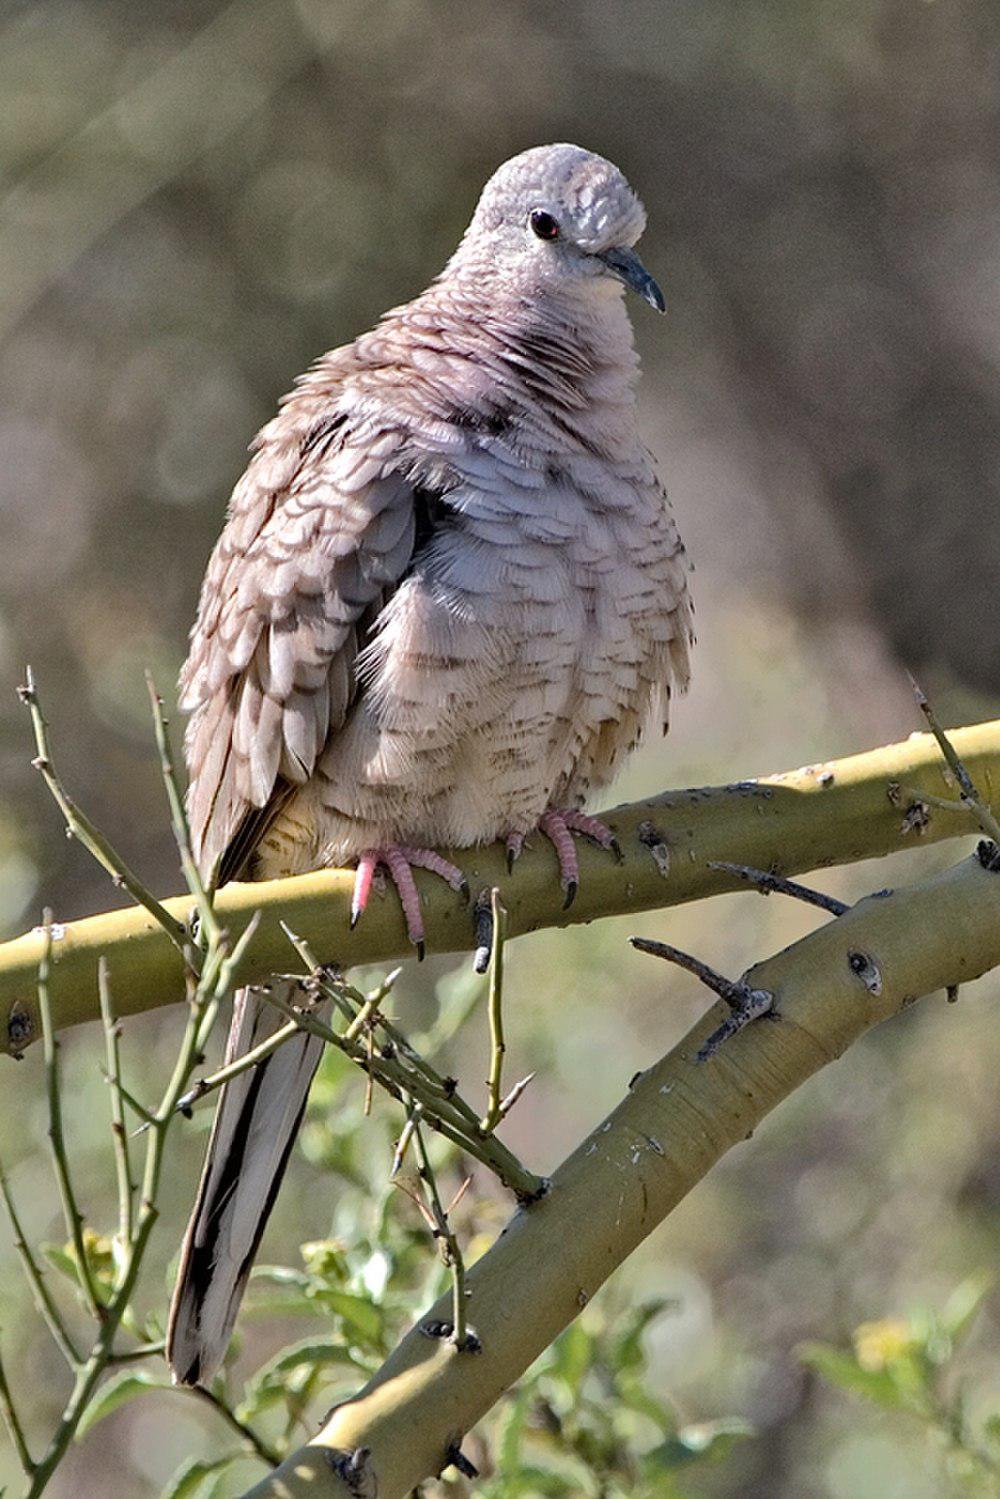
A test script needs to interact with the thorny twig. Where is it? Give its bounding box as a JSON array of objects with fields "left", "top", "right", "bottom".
[
  {"left": 18, "top": 668, "right": 188, "bottom": 953},
  {"left": 709, "top": 861, "right": 849, "bottom": 917},
  {"left": 480, "top": 889, "right": 508, "bottom": 1133},
  {"left": 257, "top": 962, "right": 545, "bottom": 1201},
  {"left": 911, "top": 676, "right": 1000, "bottom": 847},
  {"left": 629, "top": 936, "right": 775, "bottom": 1063},
  {"left": 1, "top": 681, "right": 278, "bottom": 1495},
  {"left": 37, "top": 915, "right": 106, "bottom": 1323},
  {"left": 0, "top": 1345, "right": 34, "bottom": 1476},
  {"left": 411, "top": 1121, "right": 472, "bottom": 1352},
  {"left": 98, "top": 958, "right": 134, "bottom": 1246},
  {"left": 188, "top": 1383, "right": 282, "bottom": 1468},
  {"left": 0, "top": 1166, "right": 82, "bottom": 1368}
]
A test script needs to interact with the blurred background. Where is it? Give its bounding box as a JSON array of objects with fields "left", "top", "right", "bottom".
[{"left": 0, "top": 0, "right": 998, "bottom": 1494}]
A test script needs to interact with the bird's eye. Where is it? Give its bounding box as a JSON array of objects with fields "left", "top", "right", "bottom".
[{"left": 529, "top": 209, "right": 560, "bottom": 241}]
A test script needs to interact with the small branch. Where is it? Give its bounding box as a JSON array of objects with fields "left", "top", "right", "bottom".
[
  {"left": 708, "top": 861, "right": 849, "bottom": 917},
  {"left": 498, "top": 1072, "right": 535, "bottom": 1119},
  {"left": 18, "top": 669, "right": 188, "bottom": 952},
  {"left": 176, "top": 1017, "right": 301, "bottom": 1115},
  {"left": 629, "top": 936, "right": 775, "bottom": 1063},
  {"left": 257, "top": 971, "right": 545, "bottom": 1202},
  {"left": 37, "top": 919, "right": 105, "bottom": 1322},
  {"left": 0, "top": 1343, "right": 34, "bottom": 1476},
  {"left": 106, "top": 1340, "right": 165, "bottom": 1365},
  {"left": 0, "top": 1165, "right": 81, "bottom": 1368},
  {"left": 910, "top": 678, "right": 1000, "bottom": 846},
  {"left": 479, "top": 889, "right": 508, "bottom": 1133},
  {"left": 145, "top": 674, "right": 220, "bottom": 949},
  {"left": 629, "top": 937, "right": 749, "bottom": 1007},
  {"left": 98, "top": 958, "right": 134, "bottom": 1245},
  {"left": 412, "top": 1122, "right": 470, "bottom": 1353},
  {"left": 187, "top": 1383, "right": 281, "bottom": 1469}
]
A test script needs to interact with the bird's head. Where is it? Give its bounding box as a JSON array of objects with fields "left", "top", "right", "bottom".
[{"left": 451, "top": 143, "right": 664, "bottom": 314}]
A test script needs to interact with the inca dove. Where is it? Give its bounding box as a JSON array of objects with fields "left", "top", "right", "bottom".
[{"left": 167, "top": 143, "right": 693, "bottom": 1384}]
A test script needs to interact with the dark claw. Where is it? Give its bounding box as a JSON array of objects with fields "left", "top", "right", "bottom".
[
  {"left": 610, "top": 837, "right": 624, "bottom": 864},
  {"left": 415, "top": 939, "right": 426, "bottom": 963},
  {"left": 506, "top": 847, "right": 516, "bottom": 875},
  {"left": 349, "top": 911, "right": 360, "bottom": 931},
  {"left": 458, "top": 876, "right": 471, "bottom": 904},
  {"left": 562, "top": 879, "right": 578, "bottom": 910}
]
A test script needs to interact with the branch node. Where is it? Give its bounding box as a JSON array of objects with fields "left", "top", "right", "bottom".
[
  {"left": 6, "top": 1003, "right": 33, "bottom": 1058},
  {"left": 976, "top": 839, "right": 1000, "bottom": 872},
  {"left": 637, "top": 820, "right": 671, "bottom": 878},
  {"left": 847, "top": 949, "right": 883, "bottom": 996},
  {"left": 324, "top": 1445, "right": 378, "bottom": 1497}
]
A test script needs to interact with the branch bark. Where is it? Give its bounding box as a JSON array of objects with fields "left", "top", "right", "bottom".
[
  {"left": 3, "top": 721, "right": 999, "bottom": 1055},
  {"left": 241, "top": 843, "right": 1000, "bottom": 1497}
]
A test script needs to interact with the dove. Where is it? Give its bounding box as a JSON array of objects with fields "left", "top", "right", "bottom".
[{"left": 166, "top": 143, "right": 694, "bottom": 1384}]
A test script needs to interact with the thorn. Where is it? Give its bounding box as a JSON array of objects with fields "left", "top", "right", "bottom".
[{"left": 446, "top": 1442, "right": 480, "bottom": 1479}]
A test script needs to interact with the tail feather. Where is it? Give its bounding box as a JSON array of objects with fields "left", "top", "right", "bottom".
[{"left": 166, "top": 984, "right": 328, "bottom": 1386}]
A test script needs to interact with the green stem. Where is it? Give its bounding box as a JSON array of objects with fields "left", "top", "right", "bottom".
[
  {"left": 98, "top": 958, "right": 134, "bottom": 1245},
  {"left": 479, "top": 889, "right": 508, "bottom": 1133},
  {"left": 18, "top": 669, "right": 187, "bottom": 951},
  {"left": 37, "top": 922, "right": 105, "bottom": 1322},
  {"left": 0, "top": 1342, "right": 35, "bottom": 1476},
  {"left": 187, "top": 1384, "right": 281, "bottom": 1468},
  {"left": 0, "top": 1166, "right": 81, "bottom": 1368}
]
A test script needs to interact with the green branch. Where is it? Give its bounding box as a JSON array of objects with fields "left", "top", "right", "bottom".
[
  {"left": 241, "top": 841, "right": 1000, "bottom": 1497},
  {"left": 3, "top": 720, "right": 999, "bottom": 1057}
]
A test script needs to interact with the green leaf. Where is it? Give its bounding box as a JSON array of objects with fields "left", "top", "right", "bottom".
[
  {"left": 942, "top": 1273, "right": 994, "bottom": 1345},
  {"left": 40, "top": 1242, "right": 80, "bottom": 1284},
  {"left": 160, "top": 1454, "right": 242, "bottom": 1499},
  {"left": 612, "top": 1298, "right": 673, "bottom": 1374},
  {"left": 313, "top": 1289, "right": 385, "bottom": 1347},
  {"left": 798, "top": 1342, "right": 905, "bottom": 1410},
  {"left": 251, "top": 1337, "right": 363, "bottom": 1390},
  {"left": 495, "top": 1387, "right": 532, "bottom": 1472},
  {"left": 646, "top": 1417, "right": 754, "bottom": 1470},
  {"left": 77, "top": 1370, "right": 169, "bottom": 1439}
]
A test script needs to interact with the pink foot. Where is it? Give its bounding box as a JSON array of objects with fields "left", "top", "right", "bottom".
[
  {"left": 350, "top": 846, "right": 468, "bottom": 959},
  {"left": 510, "top": 809, "right": 622, "bottom": 909}
]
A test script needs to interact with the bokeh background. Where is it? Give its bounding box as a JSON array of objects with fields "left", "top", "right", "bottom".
[{"left": 1, "top": 0, "right": 999, "bottom": 1494}]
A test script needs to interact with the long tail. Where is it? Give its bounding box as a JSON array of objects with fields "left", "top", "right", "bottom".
[{"left": 166, "top": 983, "right": 328, "bottom": 1386}]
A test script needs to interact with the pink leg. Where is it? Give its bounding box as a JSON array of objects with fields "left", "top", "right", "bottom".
[
  {"left": 561, "top": 809, "right": 622, "bottom": 858},
  {"left": 538, "top": 811, "right": 581, "bottom": 908},
  {"left": 349, "top": 845, "right": 468, "bottom": 959},
  {"left": 533, "top": 808, "right": 623, "bottom": 909},
  {"left": 505, "top": 831, "right": 526, "bottom": 872}
]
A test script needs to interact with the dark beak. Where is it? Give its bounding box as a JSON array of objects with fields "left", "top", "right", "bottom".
[{"left": 597, "top": 245, "right": 665, "bottom": 313}]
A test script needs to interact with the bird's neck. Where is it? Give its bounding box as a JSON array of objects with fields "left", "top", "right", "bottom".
[{"left": 414, "top": 270, "right": 644, "bottom": 452}]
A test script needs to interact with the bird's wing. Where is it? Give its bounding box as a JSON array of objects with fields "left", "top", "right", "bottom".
[{"left": 180, "top": 405, "right": 419, "bottom": 883}]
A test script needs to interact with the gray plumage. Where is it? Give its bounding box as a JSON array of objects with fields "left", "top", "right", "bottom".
[{"left": 167, "top": 143, "right": 693, "bottom": 1385}]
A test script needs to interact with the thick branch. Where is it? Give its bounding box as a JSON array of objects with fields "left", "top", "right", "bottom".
[
  {"left": 242, "top": 845, "right": 1000, "bottom": 1497},
  {"left": 2, "top": 722, "right": 998, "bottom": 1054}
]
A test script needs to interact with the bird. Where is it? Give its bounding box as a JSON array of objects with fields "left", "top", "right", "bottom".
[{"left": 166, "top": 142, "right": 693, "bottom": 1385}]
